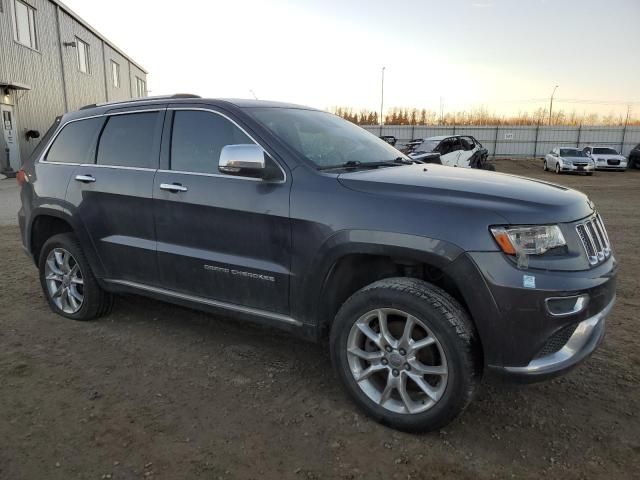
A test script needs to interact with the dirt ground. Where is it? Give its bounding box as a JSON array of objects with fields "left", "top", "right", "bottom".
[{"left": 1, "top": 159, "right": 639, "bottom": 480}]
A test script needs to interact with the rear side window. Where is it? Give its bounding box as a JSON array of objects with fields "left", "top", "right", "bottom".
[
  {"left": 45, "top": 118, "right": 103, "bottom": 164},
  {"left": 97, "top": 112, "right": 159, "bottom": 168},
  {"left": 170, "top": 110, "right": 253, "bottom": 174}
]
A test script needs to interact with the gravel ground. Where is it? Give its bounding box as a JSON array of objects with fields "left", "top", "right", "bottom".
[
  {"left": 0, "top": 179, "right": 20, "bottom": 226},
  {"left": 1, "top": 159, "right": 639, "bottom": 480}
]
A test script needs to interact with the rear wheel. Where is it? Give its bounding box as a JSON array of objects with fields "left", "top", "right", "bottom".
[
  {"left": 39, "top": 233, "right": 113, "bottom": 321},
  {"left": 330, "top": 277, "right": 480, "bottom": 432}
]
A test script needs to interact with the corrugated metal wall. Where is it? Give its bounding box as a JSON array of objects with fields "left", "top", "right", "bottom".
[
  {"left": 362, "top": 125, "right": 640, "bottom": 157},
  {"left": 0, "top": 0, "right": 147, "bottom": 168}
]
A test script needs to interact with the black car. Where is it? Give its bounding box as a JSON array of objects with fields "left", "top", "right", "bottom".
[
  {"left": 17, "top": 95, "right": 617, "bottom": 432},
  {"left": 629, "top": 143, "right": 640, "bottom": 169}
]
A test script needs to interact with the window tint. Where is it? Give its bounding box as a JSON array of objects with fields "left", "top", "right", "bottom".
[
  {"left": 97, "top": 112, "right": 158, "bottom": 168},
  {"left": 45, "top": 118, "right": 103, "bottom": 164},
  {"left": 170, "top": 110, "right": 253, "bottom": 174}
]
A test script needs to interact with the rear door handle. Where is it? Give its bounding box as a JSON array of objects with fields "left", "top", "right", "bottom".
[
  {"left": 75, "top": 174, "right": 96, "bottom": 183},
  {"left": 160, "top": 183, "right": 188, "bottom": 193}
]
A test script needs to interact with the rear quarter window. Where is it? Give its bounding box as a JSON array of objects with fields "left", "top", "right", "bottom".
[{"left": 44, "top": 117, "right": 103, "bottom": 164}]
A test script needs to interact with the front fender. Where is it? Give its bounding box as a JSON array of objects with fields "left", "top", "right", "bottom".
[{"left": 292, "top": 229, "right": 464, "bottom": 327}]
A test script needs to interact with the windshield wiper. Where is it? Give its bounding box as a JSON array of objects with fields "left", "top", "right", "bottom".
[{"left": 318, "top": 157, "right": 416, "bottom": 171}]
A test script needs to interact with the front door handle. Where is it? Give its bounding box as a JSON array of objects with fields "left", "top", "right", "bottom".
[
  {"left": 160, "top": 183, "right": 188, "bottom": 193},
  {"left": 75, "top": 174, "right": 96, "bottom": 183}
]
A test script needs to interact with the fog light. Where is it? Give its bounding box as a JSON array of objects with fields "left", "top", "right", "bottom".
[{"left": 545, "top": 295, "right": 589, "bottom": 317}]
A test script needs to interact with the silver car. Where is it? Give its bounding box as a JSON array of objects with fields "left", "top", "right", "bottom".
[
  {"left": 544, "top": 147, "right": 595, "bottom": 175},
  {"left": 583, "top": 146, "right": 628, "bottom": 171}
]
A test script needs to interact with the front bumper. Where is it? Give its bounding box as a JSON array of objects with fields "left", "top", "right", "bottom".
[
  {"left": 499, "top": 295, "right": 613, "bottom": 380},
  {"left": 595, "top": 164, "right": 627, "bottom": 170},
  {"left": 444, "top": 252, "right": 617, "bottom": 383},
  {"left": 560, "top": 164, "right": 595, "bottom": 172}
]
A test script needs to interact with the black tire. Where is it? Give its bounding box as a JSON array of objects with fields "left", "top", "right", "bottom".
[
  {"left": 586, "top": 172, "right": 593, "bottom": 176},
  {"left": 555, "top": 163, "right": 561, "bottom": 174},
  {"left": 38, "top": 233, "right": 113, "bottom": 321},
  {"left": 330, "top": 277, "right": 481, "bottom": 433},
  {"left": 543, "top": 160, "right": 548, "bottom": 171},
  {"left": 482, "top": 163, "right": 496, "bottom": 171}
]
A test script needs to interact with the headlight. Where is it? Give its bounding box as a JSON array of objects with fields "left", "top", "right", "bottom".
[
  {"left": 560, "top": 158, "right": 572, "bottom": 165},
  {"left": 490, "top": 225, "right": 566, "bottom": 256}
]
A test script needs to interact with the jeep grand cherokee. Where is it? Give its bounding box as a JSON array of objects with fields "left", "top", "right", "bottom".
[{"left": 18, "top": 95, "right": 617, "bottom": 432}]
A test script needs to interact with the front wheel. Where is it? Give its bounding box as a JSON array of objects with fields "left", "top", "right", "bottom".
[
  {"left": 330, "top": 278, "right": 481, "bottom": 433},
  {"left": 543, "top": 160, "right": 548, "bottom": 171},
  {"left": 555, "top": 163, "right": 561, "bottom": 174}
]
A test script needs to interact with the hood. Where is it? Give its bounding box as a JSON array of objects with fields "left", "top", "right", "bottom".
[{"left": 338, "top": 164, "right": 594, "bottom": 224}]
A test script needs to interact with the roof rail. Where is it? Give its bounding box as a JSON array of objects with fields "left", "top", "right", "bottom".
[{"left": 79, "top": 94, "right": 201, "bottom": 111}]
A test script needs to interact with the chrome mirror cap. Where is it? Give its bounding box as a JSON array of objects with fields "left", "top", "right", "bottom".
[{"left": 219, "top": 144, "right": 266, "bottom": 175}]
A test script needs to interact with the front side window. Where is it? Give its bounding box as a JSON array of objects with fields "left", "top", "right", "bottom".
[
  {"left": 135, "top": 77, "right": 146, "bottom": 97},
  {"left": 460, "top": 136, "right": 475, "bottom": 150},
  {"left": 111, "top": 60, "right": 120, "bottom": 88},
  {"left": 45, "top": 118, "right": 103, "bottom": 164},
  {"left": 96, "top": 112, "right": 158, "bottom": 168},
  {"left": 170, "top": 110, "right": 254, "bottom": 174},
  {"left": 245, "top": 108, "right": 407, "bottom": 169},
  {"left": 76, "top": 37, "right": 90, "bottom": 73},
  {"left": 13, "top": 0, "right": 37, "bottom": 49}
]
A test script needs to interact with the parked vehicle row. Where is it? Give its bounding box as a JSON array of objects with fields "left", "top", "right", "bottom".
[
  {"left": 18, "top": 96, "right": 617, "bottom": 432},
  {"left": 545, "top": 145, "right": 632, "bottom": 174}
]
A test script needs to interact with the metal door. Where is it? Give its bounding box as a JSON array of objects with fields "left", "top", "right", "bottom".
[{"left": 1, "top": 105, "right": 21, "bottom": 170}]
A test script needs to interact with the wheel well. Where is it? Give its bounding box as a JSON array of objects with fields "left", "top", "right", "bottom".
[
  {"left": 319, "top": 254, "right": 468, "bottom": 339},
  {"left": 31, "top": 216, "right": 73, "bottom": 262}
]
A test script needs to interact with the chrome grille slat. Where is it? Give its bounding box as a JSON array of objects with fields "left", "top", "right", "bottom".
[{"left": 575, "top": 214, "right": 612, "bottom": 266}]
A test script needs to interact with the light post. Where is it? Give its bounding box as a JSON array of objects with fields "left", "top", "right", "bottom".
[
  {"left": 548, "top": 85, "right": 559, "bottom": 125},
  {"left": 379, "top": 66, "right": 385, "bottom": 135}
]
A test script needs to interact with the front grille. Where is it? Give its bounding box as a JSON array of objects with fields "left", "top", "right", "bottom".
[
  {"left": 576, "top": 214, "right": 611, "bottom": 266},
  {"left": 607, "top": 159, "right": 620, "bottom": 165},
  {"left": 534, "top": 323, "right": 578, "bottom": 359}
]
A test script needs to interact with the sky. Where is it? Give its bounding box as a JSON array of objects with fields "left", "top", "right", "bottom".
[{"left": 62, "top": 0, "right": 640, "bottom": 118}]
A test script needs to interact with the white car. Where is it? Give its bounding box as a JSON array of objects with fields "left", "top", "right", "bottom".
[
  {"left": 544, "top": 147, "right": 595, "bottom": 175},
  {"left": 409, "top": 135, "right": 485, "bottom": 168},
  {"left": 583, "top": 146, "right": 627, "bottom": 171}
]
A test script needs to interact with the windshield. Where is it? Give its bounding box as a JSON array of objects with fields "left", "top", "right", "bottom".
[
  {"left": 245, "top": 108, "right": 409, "bottom": 169},
  {"left": 560, "top": 149, "right": 587, "bottom": 157},
  {"left": 593, "top": 147, "right": 618, "bottom": 155}
]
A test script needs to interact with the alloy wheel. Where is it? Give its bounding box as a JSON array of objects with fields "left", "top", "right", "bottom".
[
  {"left": 44, "top": 248, "right": 85, "bottom": 314},
  {"left": 346, "top": 308, "right": 448, "bottom": 414}
]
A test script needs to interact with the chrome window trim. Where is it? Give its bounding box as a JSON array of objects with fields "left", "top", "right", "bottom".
[
  {"left": 38, "top": 109, "right": 165, "bottom": 166},
  {"left": 167, "top": 107, "right": 288, "bottom": 183},
  {"left": 104, "top": 279, "right": 301, "bottom": 327},
  {"left": 156, "top": 168, "right": 261, "bottom": 182}
]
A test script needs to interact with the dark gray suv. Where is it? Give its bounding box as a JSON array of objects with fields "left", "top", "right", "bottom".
[{"left": 17, "top": 95, "right": 617, "bottom": 432}]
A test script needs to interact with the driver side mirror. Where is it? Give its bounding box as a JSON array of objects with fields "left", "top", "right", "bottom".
[{"left": 219, "top": 144, "right": 267, "bottom": 178}]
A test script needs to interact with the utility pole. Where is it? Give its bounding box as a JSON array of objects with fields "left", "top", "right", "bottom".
[
  {"left": 379, "top": 66, "right": 385, "bottom": 135},
  {"left": 621, "top": 104, "right": 631, "bottom": 154},
  {"left": 548, "top": 85, "right": 559, "bottom": 125},
  {"left": 439, "top": 97, "right": 444, "bottom": 124}
]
